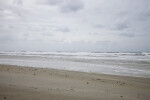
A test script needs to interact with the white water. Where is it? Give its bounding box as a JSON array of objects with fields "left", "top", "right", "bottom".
[{"left": 0, "top": 52, "right": 150, "bottom": 78}]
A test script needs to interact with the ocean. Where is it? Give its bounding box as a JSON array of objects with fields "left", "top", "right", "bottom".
[{"left": 0, "top": 51, "right": 150, "bottom": 78}]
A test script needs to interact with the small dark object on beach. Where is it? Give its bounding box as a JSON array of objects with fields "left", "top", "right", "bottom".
[
  {"left": 4, "top": 96, "right": 7, "bottom": 99},
  {"left": 96, "top": 79, "right": 101, "bottom": 80},
  {"left": 70, "top": 89, "right": 74, "bottom": 91}
]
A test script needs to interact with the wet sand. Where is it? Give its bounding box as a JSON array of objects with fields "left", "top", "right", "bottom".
[{"left": 0, "top": 64, "right": 150, "bottom": 100}]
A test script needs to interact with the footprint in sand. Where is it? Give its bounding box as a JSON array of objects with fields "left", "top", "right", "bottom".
[
  {"left": 49, "top": 73, "right": 52, "bottom": 76},
  {"left": 48, "top": 88, "right": 52, "bottom": 91},
  {"left": 137, "top": 94, "right": 140, "bottom": 99},
  {"left": 9, "top": 84, "right": 16, "bottom": 87},
  {"left": 91, "top": 78, "right": 101, "bottom": 81},
  {"left": 117, "top": 81, "right": 126, "bottom": 86},
  {"left": 120, "top": 82, "right": 125, "bottom": 86},
  {"left": 31, "top": 87, "right": 38, "bottom": 89},
  {"left": 70, "top": 89, "right": 74, "bottom": 91},
  {"left": 96, "top": 78, "right": 101, "bottom": 80},
  {"left": 33, "top": 73, "right": 36, "bottom": 75},
  {"left": 65, "top": 75, "right": 69, "bottom": 77}
]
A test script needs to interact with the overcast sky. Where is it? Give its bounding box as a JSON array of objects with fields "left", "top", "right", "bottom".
[{"left": 0, "top": 0, "right": 150, "bottom": 52}]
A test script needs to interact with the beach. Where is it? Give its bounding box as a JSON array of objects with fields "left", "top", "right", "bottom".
[
  {"left": 1, "top": 0, "right": 150, "bottom": 99},
  {"left": 0, "top": 64, "right": 150, "bottom": 100}
]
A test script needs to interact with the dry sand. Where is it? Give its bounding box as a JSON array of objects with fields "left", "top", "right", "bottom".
[{"left": 0, "top": 64, "right": 150, "bottom": 100}]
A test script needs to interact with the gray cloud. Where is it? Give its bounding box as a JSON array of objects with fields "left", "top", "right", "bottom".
[
  {"left": 0, "top": 0, "right": 150, "bottom": 52},
  {"left": 96, "top": 41, "right": 111, "bottom": 45},
  {"left": 137, "top": 8, "right": 150, "bottom": 21},
  {"left": 37, "top": 0, "right": 62, "bottom": 6},
  {"left": 43, "top": 33, "right": 53, "bottom": 36},
  {"left": 113, "top": 22, "right": 129, "bottom": 30},
  {"left": 37, "top": 0, "right": 84, "bottom": 13},
  {"left": 0, "top": 34, "right": 14, "bottom": 41},
  {"left": 56, "top": 27, "right": 70, "bottom": 32},
  {"left": 119, "top": 33, "right": 135, "bottom": 37},
  {"left": 60, "top": 0, "right": 84, "bottom": 13},
  {"left": 13, "top": 0, "right": 23, "bottom": 5},
  {"left": 94, "top": 24, "right": 103, "bottom": 29}
]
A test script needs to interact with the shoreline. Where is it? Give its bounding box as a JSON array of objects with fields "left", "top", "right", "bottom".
[
  {"left": 1, "top": 54, "right": 150, "bottom": 78},
  {"left": 0, "top": 64, "right": 150, "bottom": 79},
  {"left": 0, "top": 64, "right": 150, "bottom": 100}
]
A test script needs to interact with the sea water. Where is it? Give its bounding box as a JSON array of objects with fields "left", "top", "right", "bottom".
[{"left": 0, "top": 51, "right": 150, "bottom": 78}]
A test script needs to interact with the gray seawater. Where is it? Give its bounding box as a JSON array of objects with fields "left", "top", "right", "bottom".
[{"left": 0, "top": 52, "right": 150, "bottom": 78}]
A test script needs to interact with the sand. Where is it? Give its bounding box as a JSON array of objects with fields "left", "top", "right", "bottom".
[{"left": 0, "top": 64, "right": 150, "bottom": 100}]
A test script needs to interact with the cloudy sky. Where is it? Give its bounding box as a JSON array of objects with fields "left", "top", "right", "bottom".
[{"left": 0, "top": 0, "right": 150, "bottom": 52}]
